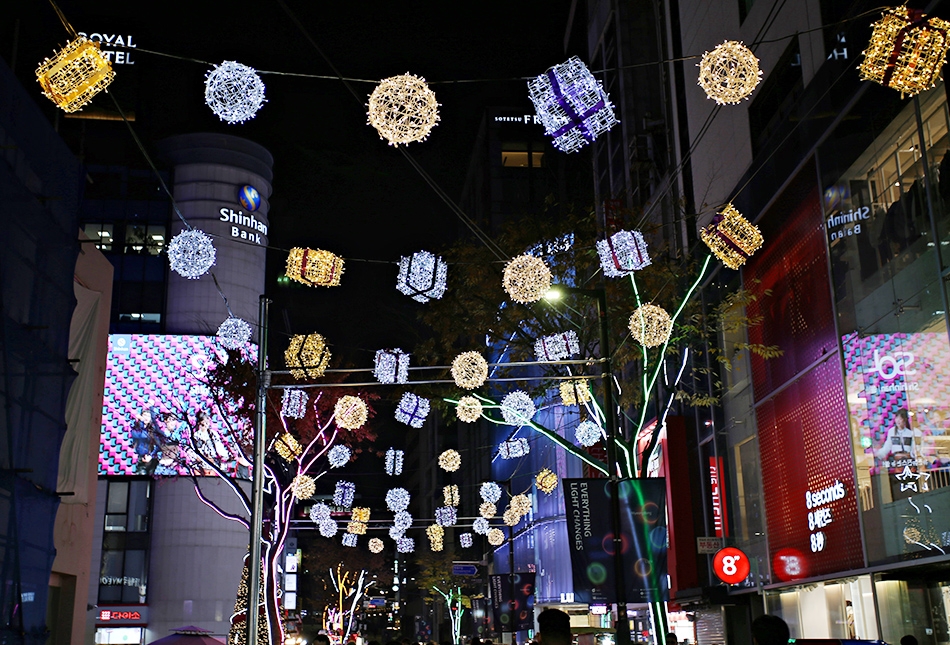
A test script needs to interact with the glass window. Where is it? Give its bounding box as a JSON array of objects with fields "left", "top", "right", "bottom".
[
  {"left": 106, "top": 481, "right": 128, "bottom": 514},
  {"left": 84, "top": 223, "right": 114, "bottom": 252}
]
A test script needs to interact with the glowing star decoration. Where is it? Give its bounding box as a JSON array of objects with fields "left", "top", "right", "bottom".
[
  {"left": 385, "top": 448, "right": 404, "bottom": 476},
  {"left": 527, "top": 56, "right": 619, "bottom": 153},
  {"left": 393, "top": 511, "right": 413, "bottom": 531},
  {"left": 628, "top": 304, "right": 673, "bottom": 349},
  {"left": 351, "top": 507, "right": 371, "bottom": 523},
  {"left": 35, "top": 36, "right": 116, "bottom": 113},
  {"left": 536, "top": 468, "right": 559, "bottom": 495},
  {"left": 460, "top": 533, "right": 474, "bottom": 548},
  {"left": 204, "top": 60, "right": 266, "bottom": 124},
  {"left": 389, "top": 526, "right": 405, "bottom": 540},
  {"left": 217, "top": 317, "right": 252, "bottom": 350},
  {"left": 479, "top": 502, "right": 497, "bottom": 518},
  {"left": 291, "top": 475, "right": 316, "bottom": 500},
  {"left": 575, "top": 420, "right": 603, "bottom": 447},
  {"left": 559, "top": 380, "right": 592, "bottom": 406},
  {"left": 397, "top": 251, "right": 448, "bottom": 303},
  {"left": 386, "top": 488, "right": 411, "bottom": 513},
  {"left": 328, "top": 445, "right": 352, "bottom": 468},
  {"left": 859, "top": 7, "right": 950, "bottom": 98},
  {"left": 395, "top": 393, "right": 430, "bottom": 428},
  {"left": 487, "top": 528, "right": 505, "bottom": 546},
  {"left": 285, "top": 247, "right": 345, "bottom": 288},
  {"left": 438, "top": 449, "right": 461, "bottom": 472},
  {"left": 310, "top": 503, "right": 332, "bottom": 523},
  {"left": 444, "top": 485, "right": 460, "bottom": 507},
  {"left": 368, "top": 538, "right": 384, "bottom": 553},
  {"left": 503, "top": 508, "right": 521, "bottom": 526},
  {"left": 534, "top": 330, "right": 580, "bottom": 362},
  {"left": 319, "top": 519, "right": 338, "bottom": 538},
  {"left": 480, "top": 482, "right": 502, "bottom": 503},
  {"left": 281, "top": 389, "right": 309, "bottom": 419},
  {"left": 435, "top": 506, "right": 458, "bottom": 526},
  {"left": 700, "top": 204, "right": 764, "bottom": 270},
  {"left": 426, "top": 524, "right": 445, "bottom": 551},
  {"left": 396, "top": 537, "right": 415, "bottom": 553},
  {"left": 502, "top": 255, "right": 552, "bottom": 303},
  {"left": 451, "top": 351, "right": 488, "bottom": 390},
  {"left": 510, "top": 494, "right": 532, "bottom": 516},
  {"left": 342, "top": 533, "right": 358, "bottom": 547},
  {"left": 334, "top": 481, "right": 355, "bottom": 508},
  {"left": 275, "top": 432, "right": 303, "bottom": 461},
  {"left": 367, "top": 73, "right": 440, "bottom": 146},
  {"left": 285, "top": 333, "right": 331, "bottom": 379},
  {"left": 498, "top": 438, "right": 530, "bottom": 459},
  {"left": 334, "top": 396, "right": 368, "bottom": 430},
  {"left": 374, "top": 348, "right": 410, "bottom": 384},
  {"left": 697, "top": 41, "right": 762, "bottom": 105},
  {"left": 168, "top": 229, "right": 216, "bottom": 279},
  {"left": 473, "top": 518, "right": 490, "bottom": 535},
  {"left": 500, "top": 391, "right": 536, "bottom": 426},
  {"left": 347, "top": 521, "right": 367, "bottom": 535},
  {"left": 596, "top": 230, "right": 652, "bottom": 277}
]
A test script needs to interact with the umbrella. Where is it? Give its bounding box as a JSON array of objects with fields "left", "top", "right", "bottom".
[{"left": 148, "top": 626, "right": 226, "bottom": 645}]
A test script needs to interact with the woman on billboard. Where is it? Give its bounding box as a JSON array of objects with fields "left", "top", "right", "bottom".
[{"left": 874, "top": 408, "right": 918, "bottom": 471}]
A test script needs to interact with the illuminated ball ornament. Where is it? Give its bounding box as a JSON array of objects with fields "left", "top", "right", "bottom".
[
  {"left": 435, "top": 506, "right": 458, "bottom": 526},
  {"left": 534, "top": 331, "right": 579, "bottom": 362},
  {"left": 385, "top": 448, "right": 404, "bottom": 476},
  {"left": 438, "top": 449, "right": 461, "bottom": 472},
  {"left": 700, "top": 203, "right": 764, "bottom": 270},
  {"left": 628, "top": 304, "right": 673, "bottom": 348},
  {"left": 596, "top": 230, "right": 652, "bottom": 277},
  {"left": 395, "top": 393, "right": 430, "bottom": 428},
  {"left": 502, "top": 255, "right": 552, "bottom": 304},
  {"left": 291, "top": 475, "right": 316, "bottom": 500},
  {"left": 281, "top": 389, "right": 309, "bottom": 419},
  {"left": 285, "top": 333, "right": 331, "bottom": 379},
  {"left": 510, "top": 494, "right": 532, "bottom": 516},
  {"left": 310, "top": 503, "right": 332, "bottom": 523},
  {"left": 217, "top": 317, "right": 252, "bottom": 350},
  {"left": 397, "top": 251, "right": 448, "bottom": 303},
  {"left": 487, "top": 528, "right": 505, "bottom": 546},
  {"left": 386, "top": 488, "right": 411, "bottom": 512},
  {"left": 527, "top": 56, "right": 619, "bottom": 153},
  {"left": 239, "top": 185, "right": 262, "bottom": 212},
  {"left": 859, "top": 7, "right": 950, "bottom": 97},
  {"left": 575, "top": 420, "right": 603, "bottom": 447},
  {"left": 393, "top": 511, "right": 413, "bottom": 531},
  {"left": 460, "top": 533, "right": 474, "bottom": 549},
  {"left": 456, "top": 396, "right": 482, "bottom": 423},
  {"left": 342, "top": 533, "right": 358, "bottom": 548},
  {"left": 168, "top": 229, "right": 216, "bottom": 279},
  {"left": 319, "top": 519, "right": 338, "bottom": 538},
  {"left": 286, "top": 247, "right": 344, "bottom": 288},
  {"left": 444, "top": 485, "right": 460, "bottom": 507},
  {"left": 560, "top": 380, "right": 592, "bottom": 406},
  {"left": 328, "top": 445, "right": 352, "bottom": 468},
  {"left": 367, "top": 73, "right": 440, "bottom": 146},
  {"left": 451, "top": 351, "right": 488, "bottom": 389},
  {"left": 204, "top": 60, "right": 266, "bottom": 124},
  {"left": 275, "top": 432, "right": 303, "bottom": 461},
  {"left": 503, "top": 508, "right": 521, "bottom": 527},
  {"left": 374, "top": 348, "right": 410, "bottom": 384},
  {"left": 35, "top": 35, "right": 116, "bottom": 113},
  {"left": 396, "top": 537, "right": 415, "bottom": 553},
  {"left": 368, "top": 538, "right": 384, "bottom": 554},
  {"left": 479, "top": 502, "right": 497, "bottom": 519},
  {"left": 697, "top": 41, "right": 762, "bottom": 105},
  {"left": 498, "top": 438, "right": 530, "bottom": 459},
  {"left": 473, "top": 518, "right": 490, "bottom": 535},
  {"left": 480, "top": 482, "right": 502, "bottom": 504},
  {"left": 536, "top": 468, "right": 559, "bottom": 495},
  {"left": 334, "top": 396, "right": 368, "bottom": 430},
  {"left": 334, "top": 481, "right": 355, "bottom": 508},
  {"left": 389, "top": 527, "right": 405, "bottom": 540},
  {"left": 500, "top": 391, "right": 536, "bottom": 426}
]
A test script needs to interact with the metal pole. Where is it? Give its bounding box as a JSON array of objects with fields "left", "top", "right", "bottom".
[
  {"left": 507, "top": 479, "right": 516, "bottom": 644},
  {"left": 248, "top": 295, "right": 270, "bottom": 645}
]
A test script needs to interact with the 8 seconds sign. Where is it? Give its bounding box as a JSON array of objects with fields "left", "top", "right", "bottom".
[{"left": 712, "top": 547, "right": 751, "bottom": 584}]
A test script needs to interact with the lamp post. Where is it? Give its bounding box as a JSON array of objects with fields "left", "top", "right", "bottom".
[{"left": 248, "top": 295, "right": 271, "bottom": 645}]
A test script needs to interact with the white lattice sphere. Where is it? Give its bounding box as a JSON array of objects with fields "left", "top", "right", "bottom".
[
  {"left": 560, "top": 379, "right": 592, "bottom": 406},
  {"left": 204, "top": 60, "right": 266, "bottom": 123},
  {"left": 473, "top": 517, "right": 490, "bottom": 535},
  {"left": 487, "top": 528, "right": 505, "bottom": 546},
  {"left": 460, "top": 533, "right": 474, "bottom": 548},
  {"left": 502, "top": 255, "right": 552, "bottom": 303},
  {"left": 334, "top": 481, "right": 355, "bottom": 507},
  {"left": 534, "top": 330, "right": 580, "bottom": 362},
  {"left": 396, "top": 537, "right": 415, "bottom": 553},
  {"left": 291, "top": 475, "right": 316, "bottom": 500},
  {"left": 386, "top": 488, "right": 411, "bottom": 512},
  {"left": 334, "top": 395, "right": 368, "bottom": 429},
  {"left": 281, "top": 389, "right": 309, "bottom": 419},
  {"left": 397, "top": 251, "right": 448, "bottom": 302},
  {"left": 393, "top": 511, "right": 413, "bottom": 531},
  {"left": 629, "top": 304, "right": 673, "bottom": 348},
  {"left": 389, "top": 526, "right": 405, "bottom": 540},
  {"left": 435, "top": 506, "right": 458, "bottom": 526},
  {"left": 697, "top": 41, "right": 762, "bottom": 105},
  {"left": 309, "top": 502, "right": 332, "bottom": 523},
  {"left": 503, "top": 508, "right": 521, "bottom": 526},
  {"left": 374, "top": 348, "right": 410, "bottom": 384},
  {"left": 479, "top": 502, "right": 497, "bottom": 518},
  {"left": 536, "top": 468, "right": 559, "bottom": 494},
  {"left": 319, "top": 518, "right": 338, "bottom": 537},
  {"left": 168, "top": 229, "right": 216, "bottom": 279},
  {"left": 596, "top": 230, "right": 652, "bottom": 277},
  {"left": 342, "top": 533, "right": 358, "bottom": 547},
  {"left": 368, "top": 538, "right": 384, "bottom": 553},
  {"left": 367, "top": 73, "right": 440, "bottom": 146},
  {"left": 217, "top": 317, "right": 252, "bottom": 349},
  {"left": 456, "top": 396, "right": 482, "bottom": 423},
  {"left": 500, "top": 391, "right": 536, "bottom": 426},
  {"left": 385, "top": 448, "right": 404, "bottom": 475},
  {"left": 395, "top": 393, "right": 430, "bottom": 428},
  {"left": 575, "top": 420, "right": 602, "bottom": 447},
  {"left": 328, "top": 445, "right": 352, "bottom": 468},
  {"left": 480, "top": 482, "right": 502, "bottom": 503},
  {"left": 451, "top": 351, "right": 488, "bottom": 389},
  {"left": 438, "top": 449, "right": 461, "bottom": 472},
  {"left": 510, "top": 494, "right": 532, "bottom": 516}
]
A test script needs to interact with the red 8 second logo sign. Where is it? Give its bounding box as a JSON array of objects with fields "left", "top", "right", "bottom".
[{"left": 712, "top": 547, "right": 751, "bottom": 584}]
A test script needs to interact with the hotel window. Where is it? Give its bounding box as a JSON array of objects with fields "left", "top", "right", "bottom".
[{"left": 502, "top": 142, "right": 544, "bottom": 168}]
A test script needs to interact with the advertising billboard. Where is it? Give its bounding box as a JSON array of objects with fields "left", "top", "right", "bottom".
[{"left": 99, "top": 334, "right": 255, "bottom": 477}]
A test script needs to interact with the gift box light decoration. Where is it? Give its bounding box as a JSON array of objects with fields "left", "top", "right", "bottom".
[
  {"left": 285, "top": 247, "right": 345, "bottom": 288},
  {"left": 859, "top": 7, "right": 950, "bottom": 98},
  {"left": 393, "top": 511, "right": 413, "bottom": 531},
  {"left": 473, "top": 517, "right": 490, "bottom": 535},
  {"left": 500, "top": 391, "right": 536, "bottom": 426},
  {"left": 559, "top": 379, "right": 592, "bottom": 406},
  {"left": 397, "top": 251, "right": 448, "bottom": 303},
  {"left": 451, "top": 351, "right": 489, "bottom": 389},
  {"left": 435, "top": 506, "right": 458, "bottom": 526},
  {"left": 389, "top": 526, "right": 405, "bottom": 540},
  {"left": 374, "top": 348, "right": 410, "bottom": 384},
  {"left": 285, "top": 333, "right": 331, "bottom": 379},
  {"left": 438, "top": 449, "right": 461, "bottom": 472},
  {"left": 479, "top": 502, "right": 497, "bottom": 518},
  {"left": 502, "top": 255, "right": 552, "bottom": 304},
  {"left": 629, "top": 304, "right": 673, "bottom": 349},
  {"left": 319, "top": 519, "right": 339, "bottom": 537},
  {"left": 310, "top": 502, "right": 332, "bottom": 523},
  {"left": 487, "top": 528, "right": 505, "bottom": 546},
  {"left": 334, "top": 481, "right": 355, "bottom": 508},
  {"left": 527, "top": 56, "right": 619, "bottom": 153},
  {"left": 596, "top": 230, "right": 652, "bottom": 277},
  {"left": 498, "top": 437, "right": 530, "bottom": 459},
  {"left": 575, "top": 420, "right": 603, "bottom": 447},
  {"left": 536, "top": 468, "right": 559, "bottom": 494},
  {"left": 367, "top": 73, "right": 440, "bottom": 146},
  {"left": 281, "top": 389, "right": 309, "bottom": 419},
  {"left": 347, "top": 521, "right": 367, "bottom": 535},
  {"left": 342, "top": 533, "right": 358, "bottom": 548},
  {"left": 204, "top": 60, "right": 266, "bottom": 124},
  {"left": 397, "top": 537, "right": 415, "bottom": 553},
  {"left": 168, "top": 229, "right": 216, "bottom": 279},
  {"left": 510, "top": 494, "right": 532, "bottom": 516},
  {"left": 700, "top": 203, "right": 764, "bottom": 270},
  {"left": 480, "top": 482, "right": 502, "bottom": 503},
  {"left": 291, "top": 475, "right": 316, "bottom": 500},
  {"left": 503, "top": 507, "right": 521, "bottom": 527},
  {"left": 217, "top": 317, "right": 252, "bottom": 349},
  {"left": 275, "top": 432, "right": 303, "bottom": 462},
  {"left": 35, "top": 35, "right": 116, "bottom": 113},
  {"left": 368, "top": 538, "right": 384, "bottom": 553},
  {"left": 385, "top": 448, "right": 404, "bottom": 476},
  {"left": 444, "top": 485, "right": 460, "bottom": 507},
  {"left": 534, "top": 330, "right": 580, "bottom": 362},
  {"left": 334, "top": 395, "right": 368, "bottom": 430},
  {"left": 426, "top": 524, "right": 445, "bottom": 551},
  {"left": 456, "top": 396, "right": 482, "bottom": 423},
  {"left": 460, "top": 533, "right": 474, "bottom": 548},
  {"left": 697, "top": 41, "right": 762, "bottom": 105},
  {"left": 395, "top": 393, "right": 430, "bottom": 428},
  {"left": 352, "top": 507, "right": 371, "bottom": 523},
  {"left": 386, "top": 488, "right": 411, "bottom": 512}
]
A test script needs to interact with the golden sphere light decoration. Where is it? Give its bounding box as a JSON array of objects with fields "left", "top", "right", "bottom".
[
  {"left": 456, "top": 396, "right": 483, "bottom": 423},
  {"left": 697, "top": 41, "right": 762, "bottom": 105},
  {"left": 502, "top": 255, "right": 552, "bottom": 303},
  {"left": 367, "top": 73, "right": 440, "bottom": 146},
  {"left": 536, "top": 468, "right": 559, "bottom": 495},
  {"left": 274, "top": 432, "right": 303, "bottom": 462},
  {"left": 559, "top": 379, "right": 592, "bottom": 406},
  {"left": 700, "top": 203, "right": 764, "bottom": 270},
  {"left": 334, "top": 395, "right": 368, "bottom": 430},
  {"left": 285, "top": 333, "right": 331, "bottom": 379},
  {"left": 510, "top": 494, "right": 532, "bottom": 516},
  {"left": 36, "top": 35, "right": 116, "bottom": 113},
  {"left": 438, "top": 449, "right": 461, "bottom": 472},
  {"left": 628, "top": 304, "right": 673, "bottom": 348},
  {"left": 291, "top": 475, "right": 316, "bottom": 500},
  {"left": 368, "top": 538, "right": 384, "bottom": 553},
  {"left": 451, "top": 351, "right": 488, "bottom": 389},
  {"left": 859, "top": 7, "right": 950, "bottom": 97},
  {"left": 503, "top": 508, "right": 521, "bottom": 526},
  {"left": 487, "top": 528, "right": 505, "bottom": 546},
  {"left": 479, "top": 502, "right": 497, "bottom": 518},
  {"left": 285, "top": 247, "right": 345, "bottom": 287}
]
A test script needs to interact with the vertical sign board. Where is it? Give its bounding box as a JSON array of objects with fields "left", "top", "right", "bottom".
[
  {"left": 489, "top": 573, "right": 535, "bottom": 632},
  {"left": 563, "top": 478, "right": 668, "bottom": 603},
  {"left": 709, "top": 456, "right": 729, "bottom": 537}
]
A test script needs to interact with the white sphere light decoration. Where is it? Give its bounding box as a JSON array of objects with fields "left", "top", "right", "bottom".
[
  {"left": 309, "top": 502, "right": 332, "bottom": 523},
  {"left": 328, "top": 445, "right": 352, "bottom": 468},
  {"left": 480, "top": 482, "right": 502, "bottom": 504},
  {"left": 397, "top": 251, "right": 447, "bottom": 303},
  {"left": 697, "top": 41, "right": 763, "bottom": 105},
  {"left": 168, "top": 229, "right": 216, "bottom": 279},
  {"left": 473, "top": 517, "right": 490, "bottom": 535},
  {"left": 367, "top": 73, "right": 440, "bottom": 146},
  {"left": 368, "top": 538, "right": 384, "bottom": 553},
  {"left": 393, "top": 511, "right": 413, "bottom": 531},
  {"left": 456, "top": 396, "right": 482, "bottom": 423},
  {"left": 217, "top": 317, "right": 252, "bottom": 349},
  {"left": 487, "top": 528, "right": 505, "bottom": 546},
  {"left": 386, "top": 488, "right": 411, "bottom": 512},
  {"left": 500, "top": 391, "right": 536, "bottom": 426},
  {"left": 575, "top": 420, "right": 603, "bottom": 447},
  {"left": 204, "top": 60, "right": 267, "bottom": 124},
  {"left": 389, "top": 526, "right": 405, "bottom": 540},
  {"left": 451, "top": 351, "right": 488, "bottom": 390},
  {"left": 502, "top": 255, "right": 552, "bottom": 304},
  {"left": 318, "top": 518, "right": 338, "bottom": 537}
]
